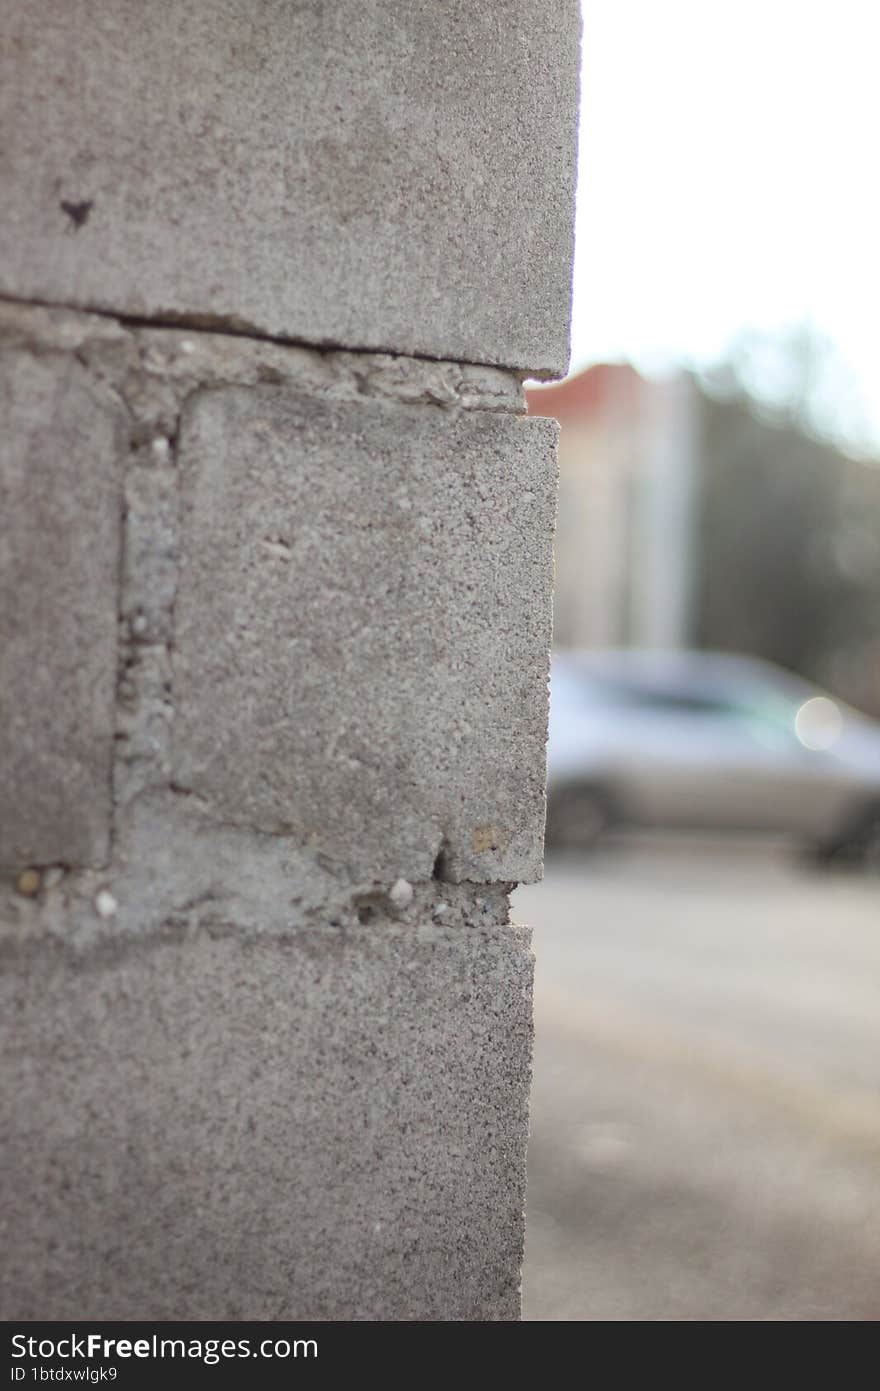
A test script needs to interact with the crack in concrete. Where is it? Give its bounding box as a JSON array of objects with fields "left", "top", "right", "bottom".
[{"left": 0, "top": 292, "right": 529, "bottom": 410}]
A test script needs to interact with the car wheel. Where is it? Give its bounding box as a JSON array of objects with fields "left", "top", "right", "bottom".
[
  {"left": 545, "top": 784, "right": 612, "bottom": 851},
  {"left": 856, "top": 809, "right": 880, "bottom": 869},
  {"left": 816, "top": 803, "right": 880, "bottom": 869}
]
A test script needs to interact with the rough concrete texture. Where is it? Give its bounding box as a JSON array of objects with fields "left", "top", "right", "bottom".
[
  {"left": 0, "top": 1, "right": 580, "bottom": 377},
  {"left": 0, "top": 300, "right": 546, "bottom": 1318},
  {"left": 0, "top": 300, "right": 554, "bottom": 889},
  {"left": 0, "top": 792, "right": 516, "bottom": 952},
  {"left": 0, "top": 347, "right": 124, "bottom": 869},
  {"left": 0, "top": 915, "right": 533, "bottom": 1320},
  {"left": 0, "top": 300, "right": 527, "bottom": 421},
  {"left": 174, "top": 389, "right": 557, "bottom": 884}
]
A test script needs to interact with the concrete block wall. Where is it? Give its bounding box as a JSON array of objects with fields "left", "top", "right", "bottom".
[{"left": 0, "top": 3, "right": 579, "bottom": 1320}]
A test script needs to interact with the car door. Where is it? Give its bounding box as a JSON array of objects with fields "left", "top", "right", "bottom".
[
  {"left": 700, "top": 699, "right": 859, "bottom": 836},
  {"left": 617, "top": 690, "right": 765, "bottom": 827},
  {"left": 621, "top": 689, "right": 853, "bottom": 835}
]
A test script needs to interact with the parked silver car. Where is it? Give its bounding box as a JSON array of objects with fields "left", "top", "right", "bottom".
[{"left": 546, "top": 650, "right": 880, "bottom": 861}]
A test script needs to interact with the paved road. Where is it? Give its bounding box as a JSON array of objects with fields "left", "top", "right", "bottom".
[{"left": 513, "top": 838, "right": 880, "bottom": 1320}]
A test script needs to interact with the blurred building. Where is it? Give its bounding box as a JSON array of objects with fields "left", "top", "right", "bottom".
[{"left": 528, "top": 365, "right": 880, "bottom": 715}]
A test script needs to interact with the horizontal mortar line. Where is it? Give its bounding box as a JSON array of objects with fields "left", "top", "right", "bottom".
[
  {"left": 0, "top": 289, "right": 529, "bottom": 382},
  {"left": 0, "top": 906, "right": 522, "bottom": 972}
]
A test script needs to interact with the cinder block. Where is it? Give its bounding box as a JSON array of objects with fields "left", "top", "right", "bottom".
[
  {"left": 173, "top": 389, "right": 557, "bottom": 883},
  {"left": 0, "top": 1, "right": 580, "bottom": 376},
  {"left": 0, "top": 918, "right": 533, "bottom": 1320},
  {"left": 0, "top": 351, "right": 123, "bottom": 868}
]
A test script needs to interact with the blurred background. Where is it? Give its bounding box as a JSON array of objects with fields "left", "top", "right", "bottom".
[{"left": 515, "top": 0, "right": 880, "bottom": 1319}]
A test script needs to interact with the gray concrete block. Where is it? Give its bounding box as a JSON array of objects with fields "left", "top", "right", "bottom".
[
  {"left": 172, "top": 389, "right": 557, "bottom": 883},
  {"left": 0, "top": 350, "right": 124, "bottom": 868},
  {"left": 0, "top": 916, "right": 533, "bottom": 1320},
  {"left": 0, "top": 1, "right": 580, "bottom": 376}
]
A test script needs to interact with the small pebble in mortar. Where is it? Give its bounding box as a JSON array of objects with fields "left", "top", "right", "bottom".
[
  {"left": 95, "top": 889, "right": 118, "bottom": 919},
  {"left": 16, "top": 868, "right": 40, "bottom": 898},
  {"left": 389, "top": 878, "right": 413, "bottom": 908}
]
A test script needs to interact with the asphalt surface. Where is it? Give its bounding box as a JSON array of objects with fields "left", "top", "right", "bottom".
[{"left": 513, "top": 837, "right": 880, "bottom": 1321}]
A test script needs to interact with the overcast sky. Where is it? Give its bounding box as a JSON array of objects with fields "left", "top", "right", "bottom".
[{"left": 570, "top": 0, "right": 880, "bottom": 448}]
